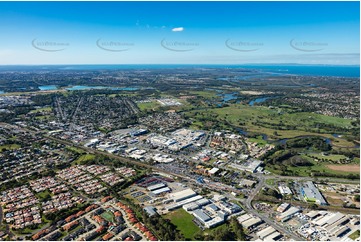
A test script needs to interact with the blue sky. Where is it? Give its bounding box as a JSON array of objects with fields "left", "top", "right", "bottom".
[{"left": 0, "top": 1, "right": 359, "bottom": 65}]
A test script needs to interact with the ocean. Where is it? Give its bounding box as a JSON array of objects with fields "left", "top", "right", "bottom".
[{"left": 0, "top": 64, "right": 359, "bottom": 78}]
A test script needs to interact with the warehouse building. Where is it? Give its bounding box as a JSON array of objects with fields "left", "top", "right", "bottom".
[
  {"left": 276, "top": 206, "right": 301, "bottom": 222},
  {"left": 168, "top": 188, "right": 197, "bottom": 202},
  {"left": 165, "top": 195, "right": 203, "bottom": 211},
  {"left": 242, "top": 217, "right": 263, "bottom": 230},
  {"left": 151, "top": 187, "right": 171, "bottom": 196},
  {"left": 300, "top": 181, "right": 327, "bottom": 205},
  {"left": 256, "top": 226, "right": 276, "bottom": 240},
  {"left": 192, "top": 209, "right": 211, "bottom": 224},
  {"left": 183, "top": 202, "right": 199, "bottom": 211},
  {"left": 276, "top": 203, "right": 290, "bottom": 213},
  {"left": 147, "top": 183, "right": 166, "bottom": 191}
]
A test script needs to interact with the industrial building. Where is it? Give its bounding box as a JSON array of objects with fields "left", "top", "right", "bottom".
[
  {"left": 150, "top": 187, "right": 171, "bottom": 196},
  {"left": 143, "top": 206, "right": 157, "bottom": 217},
  {"left": 182, "top": 202, "right": 199, "bottom": 211},
  {"left": 276, "top": 203, "right": 290, "bottom": 213},
  {"left": 263, "top": 231, "right": 282, "bottom": 241},
  {"left": 241, "top": 217, "right": 263, "bottom": 230},
  {"left": 276, "top": 206, "right": 301, "bottom": 222},
  {"left": 147, "top": 183, "right": 166, "bottom": 191},
  {"left": 192, "top": 209, "right": 211, "bottom": 223},
  {"left": 192, "top": 209, "right": 225, "bottom": 229},
  {"left": 300, "top": 181, "right": 328, "bottom": 205},
  {"left": 168, "top": 188, "right": 197, "bottom": 202},
  {"left": 256, "top": 226, "right": 276, "bottom": 240},
  {"left": 203, "top": 216, "right": 225, "bottom": 229},
  {"left": 278, "top": 185, "right": 292, "bottom": 195},
  {"left": 195, "top": 198, "right": 210, "bottom": 207},
  {"left": 165, "top": 195, "right": 204, "bottom": 211},
  {"left": 228, "top": 159, "right": 263, "bottom": 173}
]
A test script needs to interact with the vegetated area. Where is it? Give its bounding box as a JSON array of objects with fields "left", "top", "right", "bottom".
[
  {"left": 184, "top": 103, "right": 356, "bottom": 141},
  {"left": 163, "top": 209, "right": 201, "bottom": 240},
  {"left": 349, "top": 230, "right": 360, "bottom": 240},
  {"left": 181, "top": 100, "right": 359, "bottom": 179},
  {"left": 0, "top": 143, "right": 21, "bottom": 152},
  {"left": 164, "top": 210, "right": 246, "bottom": 241},
  {"left": 261, "top": 136, "right": 360, "bottom": 179}
]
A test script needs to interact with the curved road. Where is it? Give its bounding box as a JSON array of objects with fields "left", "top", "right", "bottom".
[{"left": 243, "top": 175, "right": 304, "bottom": 241}]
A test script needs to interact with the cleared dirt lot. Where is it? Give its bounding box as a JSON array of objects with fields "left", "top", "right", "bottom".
[{"left": 326, "top": 164, "right": 360, "bottom": 173}]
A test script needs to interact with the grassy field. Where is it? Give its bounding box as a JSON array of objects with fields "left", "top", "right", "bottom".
[
  {"left": 0, "top": 144, "right": 21, "bottom": 152},
  {"left": 247, "top": 136, "right": 269, "bottom": 146},
  {"left": 73, "top": 154, "right": 96, "bottom": 165},
  {"left": 66, "top": 146, "right": 85, "bottom": 154},
  {"left": 163, "top": 209, "right": 200, "bottom": 240},
  {"left": 101, "top": 211, "right": 114, "bottom": 222},
  {"left": 137, "top": 101, "right": 161, "bottom": 111},
  {"left": 35, "top": 115, "right": 52, "bottom": 120},
  {"left": 267, "top": 155, "right": 358, "bottom": 177},
  {"left": 310, "top": 153, "right": 349, "bottom": 161},
  {"left": 188, "top": 90, "right": 218, "bottom": 99},
  {"left": 29, "top": 107, "right": 52, "bottom": 113},
  {"left": 349, "top": 230, "right": 360, "bottom": 240},
  {"left": 36, "top": 190, "right": 51, "bottom": 200}
]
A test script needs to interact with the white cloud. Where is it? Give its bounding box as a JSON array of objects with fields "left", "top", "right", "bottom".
[{"left": 172, "top": 27, "right": 184, "bottom": 32}]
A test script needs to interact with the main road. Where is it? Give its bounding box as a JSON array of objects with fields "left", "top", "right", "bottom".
[{"left": 242, "top": 175, "right": 304, "bottom": 241}]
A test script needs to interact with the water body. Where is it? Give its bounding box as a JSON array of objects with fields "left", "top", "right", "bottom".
[
  {"left": 332, "top": 134, "right": 342, "bottom": 138},
  {"left": 249, "top": 97, "right": 271, "bottom": 106},
  {"left": 66, "top": 86, "right": 139, "bottom": 91},
  {"left": 236, "top": 128, "right": 249, "bottom": 136},
  {"left": 0, "top": 64, "right": 358, "bottom": 77},
  {"left": 236, "top": 64, "right": 360, "bottom": 78},
  {"left": 0, "top": 91, "right": 4, "bottom": 94},
  {"left": 39, "top": 85, "right": 58, "bottom": 91},
  {"left": 217, "top": 92, "right": 239, "bottom": 102}
]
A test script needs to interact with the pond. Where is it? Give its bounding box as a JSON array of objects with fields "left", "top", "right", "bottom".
[
  {"left": 38, "top": 85, "right": 58, "bottom": 91},
  {"left": 217, "top": 92, "right": 239, "bottom": 102}
]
